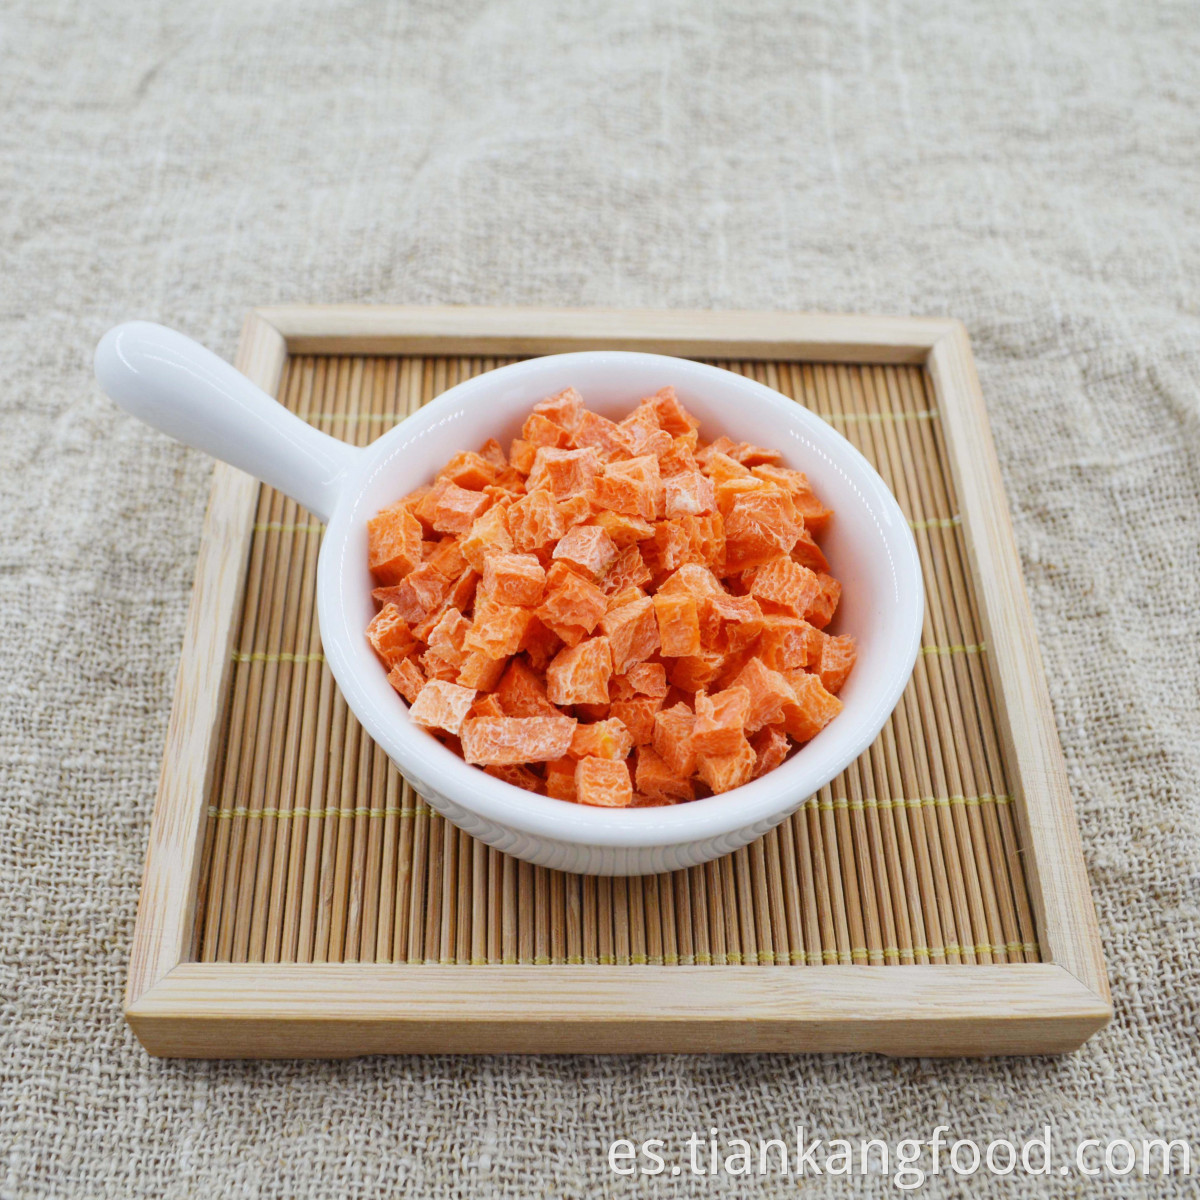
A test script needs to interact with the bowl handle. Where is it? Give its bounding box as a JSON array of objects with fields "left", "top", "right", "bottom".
[{"left": 95, "top": 321, "right": 363, "bottom": 523}]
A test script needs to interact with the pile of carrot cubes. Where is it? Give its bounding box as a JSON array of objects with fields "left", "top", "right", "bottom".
[{"left": 365, "top": 386, "right": 855, "bottom": 808}]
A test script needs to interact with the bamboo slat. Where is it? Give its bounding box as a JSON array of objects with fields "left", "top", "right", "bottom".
[{"left": 194, "top": 355, "right": 1040, "bottom": 968}]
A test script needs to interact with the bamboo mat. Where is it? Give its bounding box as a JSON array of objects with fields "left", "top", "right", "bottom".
[{"left": 193, "top": 355, "right": 1039, "bottom": 969}]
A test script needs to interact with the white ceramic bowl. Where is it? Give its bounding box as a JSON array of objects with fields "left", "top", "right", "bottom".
[{"left": 96, "top": 322, "right": 923, "bottom": 875}]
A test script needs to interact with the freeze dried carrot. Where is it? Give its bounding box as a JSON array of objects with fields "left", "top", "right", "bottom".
[
  {"left": 482, "top": 553, "right": 546, "bottom": 607},
  {"left": 569, "top": 718, "right": 633, "bottom": 762},
  {"left": 546, "top": 637, "right": 613, "bottom": 706},
  {"left": 553, "top": 524, "right": 618, "bottom": 579},
  {"left": 386, "top": 657, "right": 426, "bottom": 704},
  {"left": 366, "top": 383, "right": 854, "bottom": 804},
  {"left": 461, "top": 716, "right": 576, "bottom": 765},
  {"left": 575, "top": 757, "right": 633, "bottom": 808},
  {"left": 367, "top": 604, "right": 417, "bottom": 668},
  {"left": 408, "top": 680, "right": 477, "bottom": 736},
  {"left": 652, "top": 592, "right": 701, "bottom": 657},
  {"left": 368, "top": 504, "right": 423, "bottom": 585},
  {"left": 693, "top": 686, "right": 752, "bottom": 756},
  {"left": 599, "top": 595, "right": 659, "bottom": 675}
]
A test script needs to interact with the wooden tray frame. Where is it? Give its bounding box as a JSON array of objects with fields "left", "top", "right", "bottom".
[{"left": 124, "top": 306, "right": 1110, "bottom": 1057}]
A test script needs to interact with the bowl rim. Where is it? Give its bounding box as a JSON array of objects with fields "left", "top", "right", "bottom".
[{"left": 316, "top": 351, "right": 924, "bottom": 849}]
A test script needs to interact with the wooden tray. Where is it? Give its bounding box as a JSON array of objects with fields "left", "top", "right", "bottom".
[{"left": 124, "top": 307, "right": 1110, "bottom": 1058}]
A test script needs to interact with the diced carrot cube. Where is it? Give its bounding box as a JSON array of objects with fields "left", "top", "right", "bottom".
[
  {"left": 648, "top": 386, "right": 699, "bottom": 436},
  {"left": 367, "top": 504, "right": 423, "bottom": 585},
  {"left": 555, "top": 493, "right": 592, "bottom": 530},
  {"left": 693, "top": 686, "right": 752, "bottom": 755},
  {"left": 366, "top": 604, "right": 417, "bottom": 667},
  {"left": 484, "top": 763, "right": 544, "bottom": 792},
  {"left": 620, "top": 661, "right": 669, "bottom": 698},
  {"left": 657, "top": 562, "right": 723, "bottom": 599},
  {"left": 491, "top": 466, "right": 527, "bottom": 494},
  {"left": 572, "top": 410, "right": 630, "bottom": 463},
  {"left": 662, "top": 470, "right": 716, "bottom": 518},
  {"left": 536, "top": 567, "right": 608, "bottom": 643},
  {"left": 482, "top": 553, "right": 547, "bottom": 607},
  {"left": 553, "top": 524, "right": 617, "bottom": 579},
  {"left": 751, "top": 465, "right": 833, "bottom": 535},
  {"left": 438, "top": 450, "right": 496, "bottom": 491},
  {"left": 508, "top": 438, "right": 537, "bottom": 475},
  {"left": 695, "top": 738, "right": 756, "bottom": 794},
  {"left": 730, "top": 441, "right": 782, "bottom": 467},
  {"left": 426, "top": 607, "right": 471, "bottom": 668},
  {"left": 526, "top": 446, "right": 600, "bottom": 499},
  {"left": 731, "top": 657, "right": 796, "bottom": 732},
  {"left": 749, "top": 557, "right": 820, "bottom": 616},
  {"left": 634, "top": 745, "right": 695, "bottom": 804},
  {"left": 386, "top": 657, "right": 426, "bottom": 704},
  {"left": 685, "top": 513, "right": 726, "bottom": 573},
  {"left": 658, "top": 436, "right": 700, "bottom": 478},
  {"left": 593, "top": 455, "right": 662, "bottom": 522},
  {"left": 520, "top": 617, "right": 563, "bottom": 672},
  {"left": 781, "top": 671, "right": 843, "bottom": 742},
  {"left": 545, "top": 756, "right": 579, "bottom": 802},
  {"left": 470, "top": 692, "right": 505, "bottom": 718},
  {"left": 463, "top": 602, "right": 535, "bottom": 659},
  {"left": 666, "top": 650, "right": 725, "bottom": 693},
  {"left": 791, "top": 527, "right": 829, "bottom": 573},
  {"left": 420, "top": 648, "right": 461, "bottom": 681},
  {"left": 712, "top": 642, "right": 762, "bottom": 692},
  {"left": 569, "top": 718, "right": 633, "bottom": 761},
  {"left": 590, "top": 509, "right": 656, "bottom": 546},
  {"left": 408, "top": 679, "right": 477, "bottom": 736},
  {"left": 420, "top": 479, "right": 492, "bottom": 536},
  {"left": 816, "top": 633, "right": 856, "bottom": 695},
  {"left": 495, "top": 657, "right": 560, "bottom": 718},
  {"left": 410, "top": 601, "right": 446, "bottom": 645},
  {"left": 599, "top": 595, "right": 660, "bottom": 674},
  {"left": 713, "top": 476, "right": 779, "bottom": 517},
  {"left": 447, "top": 568, "right": 480, "bottom": 615},
  {"left": 533, "top": 387, "right": 585, "bottom": 434},
  {"left": 575, "top": 757, "right": 633, "bottom": 808},
  {"left": 652, "top": 702, "right": 697, "bottom": 778},
  {"left": 704, "top": 451, "right": 753, "bottom": 486},
  {"left": 700, "top": 592, "right": 764, "bottom": 653},
  {"left": 805, "top": 572, "right": 842, "bottom": 629},
  {"left": 609, "top": 696, "right": 663, "bottom": 746},
  {"left": 756, "top": 614, "right": 817, "bottom": 671},
  {"left": 724, "top": 487, "right": 802, "bottom": 572},
  {"left": 521, "top": 410, "right": 571, "bottom": 449},
  {"left": 397, "top": 484, "right": 432, "bottom": 512},
  {"left": 606, "top": 586, "right": 648, "bottom": 612},
  {"left": 602, "top": 544, "right": 652, "bottom": 594},
  {"left": 424, "top": 537, "right": 468, "bottom": 583},
  {"left": 694, "top": 435, "right": 736, "bottom": 466},
  {"left": 478, "top": 438, "right": 507, "bottom": 470},
  {"left": 643, "top": 520, "right": 691, "bottom": 578},
  {"left": 460, "top": 715, "right": 577, "bottom": 765},
  {"left": 460, "top": 504, "right": 513, "bottom": 573},
  {"left": 653, "top": 592, "right": 701, "bottom": 657},
  {"left": 457, "top": 651, "right": 507, "bottom": 691},
  {"left": 546, "top": 636, "right": 613, "bottom": 706},
  {"left": 508, "top": 489, "right": 567, "bottom": 553},
  {"left": 751, "top": 724, "right": 790, "bottom": 777},
  {"left": 617, "top": 402, "right": 672, "bottom": 458}
]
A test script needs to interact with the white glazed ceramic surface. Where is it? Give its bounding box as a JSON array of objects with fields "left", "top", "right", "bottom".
[{"left": 96, "top": 322, "right": 924, "bottom": 875}]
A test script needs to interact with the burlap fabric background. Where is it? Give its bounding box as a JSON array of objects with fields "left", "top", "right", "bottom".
[{"left": 3, "top": 1, "right": 1198, "bottom": 1195}]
